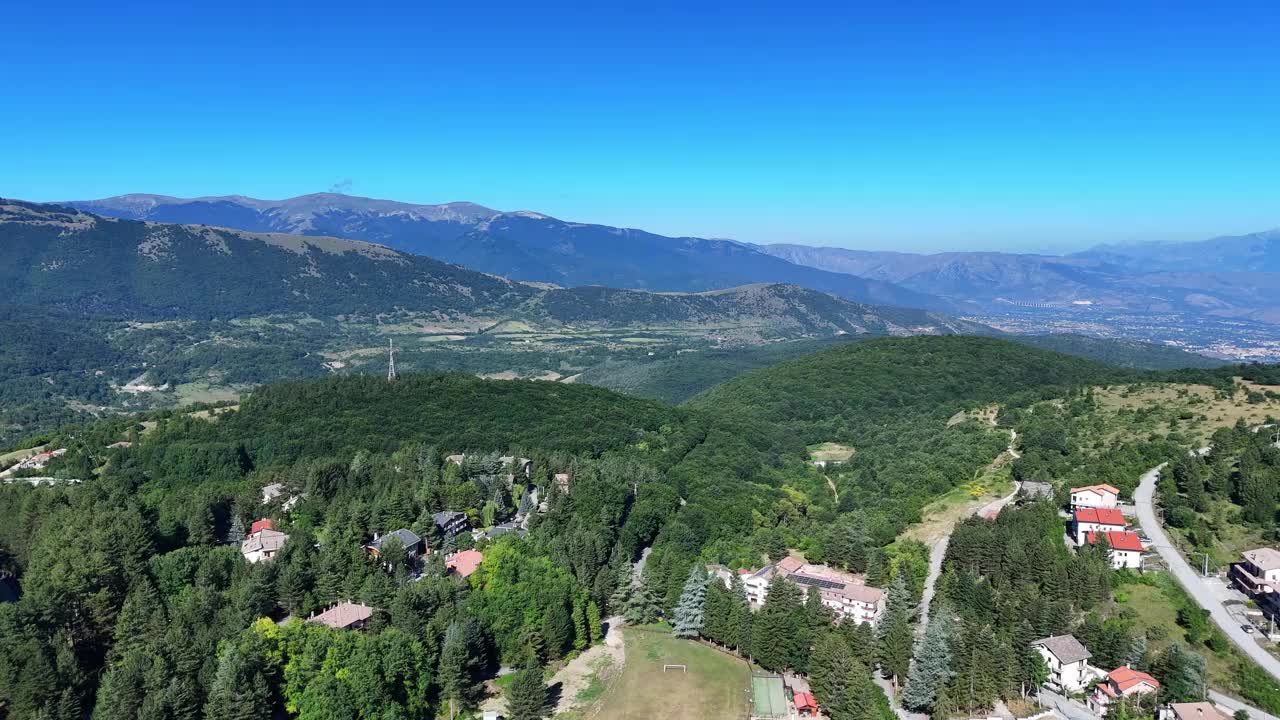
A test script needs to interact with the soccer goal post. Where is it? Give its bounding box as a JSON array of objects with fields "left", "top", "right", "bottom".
[{"left": 662, "top": 664, "right": 687, "bottom": 673}]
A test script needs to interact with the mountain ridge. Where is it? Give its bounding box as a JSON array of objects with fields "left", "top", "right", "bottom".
[{"left": 64, "top": 192, "right": 954, "bottom": 312}]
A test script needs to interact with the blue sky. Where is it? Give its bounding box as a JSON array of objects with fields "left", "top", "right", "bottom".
[{"left": 3, "top": 1, "right": 1278, "bottom": 252}]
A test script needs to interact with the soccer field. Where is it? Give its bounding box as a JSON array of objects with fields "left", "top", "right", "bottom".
[{"left": 579, "top": 625, "right": 751, "bottom": 720}]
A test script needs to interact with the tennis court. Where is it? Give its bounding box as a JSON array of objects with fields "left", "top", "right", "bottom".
[{"left": 750, "top": 673, "right": 788, "bottom": 719}]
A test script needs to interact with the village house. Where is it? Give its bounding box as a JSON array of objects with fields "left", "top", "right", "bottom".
[
  {"left": 432, "top": 510, "right": 469, "bottom": 537},
  {"left": 1032, "top": 634, "right": 1095, "bottom": 693},
  {"left": 446, "top": 453, "right": 466, "bottom": 465},
  {"left": 1086, "top": 530, "right": 1145, "bottom": 570},
  {"left": 1071, "top": 507, "right": 1127, "bottom": 545},
  {"left": 241, "top": 527, "right": 289, "bottom": 563},
  {"left": 499, "top": 456, "right": 533, "bottom": 479},
  {"left": 554, "top": 472, "right": 571, "bottom": 495},
  {"left": 1159, "top": 702, "right": 1231, "bottom": 720},
  {"left": 261, "top": 482, "right": 303, "bottom": 512},
  {"left": 365, "top": 528, "right": 424, "bottom": 558},
  {"left": 1070, "top": 484, "right": 1120, "bottom": 510},
  {"left": 250, "top": 518, "right": 275, "bottom": 534},
  {"left": 1231, "top": 547, "right": 1280, "bottom": 605},
  {"left": 478, "top": 521, "right": 527, "bottom": 542},
  {"left": 445, "top": 549, "right": 484, "bottom": 578},
  {"left": 1089, "top": 666, "right": 1159, "bottom": 713},
  {"left": 307, "top": 601, "right": 375, "bottom": 630}
]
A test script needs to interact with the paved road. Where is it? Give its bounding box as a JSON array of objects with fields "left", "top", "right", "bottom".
[
  {"left": 1210, "top": 691, "right": 1280, "bottom": 720},
  {"left": 1134, "top": 464, "right": 1280, "bottom": 683}
]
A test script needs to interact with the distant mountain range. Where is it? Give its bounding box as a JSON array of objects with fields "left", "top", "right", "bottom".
[
  {"left": 66, "top": 192, "right": 1279, "bottom": 326},
  {"left": 66, "top": 193, "right": 948, "bottom": 312},
  {"left": 761, "top": 237, "right": 1280, "bottom": 324},
  {"left": 1, "top": 199, "right": 975, "bottom": 336}
]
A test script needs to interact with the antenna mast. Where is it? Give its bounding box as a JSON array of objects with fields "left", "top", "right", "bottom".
[{"left": 387, "top": 338, "right": 397, "bottom": 382}]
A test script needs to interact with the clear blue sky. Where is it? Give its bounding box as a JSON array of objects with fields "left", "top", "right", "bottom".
[{"left": 3, "top": 1, "right": 1278, "bottom": 252}]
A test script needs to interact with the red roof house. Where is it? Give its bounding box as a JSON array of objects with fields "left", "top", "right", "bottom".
[
  {"left": 445, "top": 549, "right": 484, "bottom": 578},
  {"left": 1087, "top": 530, "right": 1144, "bottom": 553},
  {"left": 1073, "top": 508, "right": 1125, "bottom": 526},
  {"left": 793, "top": 691, "right": 819, "bottom": 716},
  {"left": 1089, "top": 666, "right": 1159, "bottom": 712},
  {"left": 250, "top": 518, "right": 274, "bottom": 535}
]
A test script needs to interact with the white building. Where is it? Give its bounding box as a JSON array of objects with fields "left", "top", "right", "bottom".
[
  {"left": 1071, "top": 507, "right": 1127, "bottom": 545},
  {"left": 1231, "top": 547, "right": 1280, "bottom": 599},
  {"left": 1032, "top": 634, "right": 1095, "bottom": 693},
  {"left": 742, "top": 557, "right": 885, "bottom": 625},
  {"left": 1086, "top": 530, "right": 1145, "bottom": 570},
  {"left": 241, "top": 528, "right": 289, "bottom": 563},
  {"left": 1070, "top": 484, "right": 1119, "bottom": 510}
]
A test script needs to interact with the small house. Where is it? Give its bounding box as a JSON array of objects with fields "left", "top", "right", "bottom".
[
  {"left": 1231, "top": 547, "right": 1280, "bottom": 598},
  {"left": 1086, "top": 530, "right": 1145, "bottom": 570},
  {"left": 366, "top": 528, "right": 424, "bottom": 558},
  {"left": 793, "top": 692, "right": 819, "bottom": 716},
  {"left": 249, "top": 518, "right": 275, "bottom": 535},
  {"left": 554, "top": 472, "right": 571, "bottom": 495},
  {"left": 1160, "top": 702, "right": 1230, "bottom": 720},
  {"left": 1090, "top": 666, "right": 1159, "bottom": 713},
  {"left": 1071, "top": 507, "right": 1126, "bottom": 545},
  {"left": 307, "top": 601, "right": 375, "bottom": 631},
  {"left": 1070, "top": 484, "right": 1120, "bottom": 510},
  {"left": 241, "top": 528, "right": 289, "bottom": 564},
  {"left": 1032, "top": 634, "right": 1094, "bottom": 693},
  {"left": 445, "top": 549, "right": 484, "bottom": 578},
  {"left": 432, "top": 510, "right": 469, "bottom": 537}
]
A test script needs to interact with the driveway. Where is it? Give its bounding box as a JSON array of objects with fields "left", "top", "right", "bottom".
[{"left": 1134, "top": 465, "right": 1280, "bottom": 683}]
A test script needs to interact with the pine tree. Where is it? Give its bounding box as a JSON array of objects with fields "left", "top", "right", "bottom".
[
  {"left": 752, "top": 576, "right": 804, "bottom": 672},
  {"left": 572, "top": 597, "right": 589, "bottom": 651},
  {"left": 586, "top": 600, "right": 602, "bottom": 644},
  {"left": 903, "top": 603, "right": 956, "bottom": 712},
  {"left": 505, "top": 657, "right": 550, "bottom": 720},
  {"left": 608, "top": 563, "right": 634, "bottom": 615},
  {"left": 878, "top": 574, "right": 917, "bottom": 686},
  {"left": 728, "top": 574, "right": 752, "bottom": 653},
  {"left": 204, "top": 644, "right": 272, "bottom": 720},
  {"left": 810, "top": 631, "right": 853, "bottom": 712},
  {"left": 672, "top": 564, "right": 709, "bottom": 638},
  {"left": 226, "top": 515, "right": 246, "bottom": 545},
  {"left": 543, "top": 599, "right": 574, "bottom": 658},
  {"left": 623, "top": 575, "right": 662, "bottom": 625},
  {"left": 439, "top": 620, "right": 481, "bottom": 718}
]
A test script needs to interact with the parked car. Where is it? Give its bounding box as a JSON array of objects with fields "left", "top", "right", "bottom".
[{"left": 1242, "top": 624, "right": 1255, "bottom": 634}]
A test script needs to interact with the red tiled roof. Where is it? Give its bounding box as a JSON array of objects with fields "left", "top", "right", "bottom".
[
  {"left": 794, "top": 692, "right": 818, "bottom": 711},
  {"left": 1071, "top": 484, "right": 1120, "bottom": 496},
  {"left": 446, "top": 549, "right": 484, "bottom": 578},
  {"left": 250, "top": 518, "right": 274, "bottom": 534},
  {"left": 1074, "top": 508, "right": 1126, "bottom": 526},
  {"left": 1107, "top": 666, "right": 1159, "bottom": 693},
  {"left": 1087, "top": 531, "right": 1144, "bottom": 553}
]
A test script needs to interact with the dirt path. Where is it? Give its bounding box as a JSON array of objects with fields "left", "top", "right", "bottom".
[{"left": 480, "top": 617, "right": 626, "bottom": 717}]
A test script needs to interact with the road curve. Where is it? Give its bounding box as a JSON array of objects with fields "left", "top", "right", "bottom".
[{"left": 1134, "top": 464, "right": 1280, "bottom": 683}]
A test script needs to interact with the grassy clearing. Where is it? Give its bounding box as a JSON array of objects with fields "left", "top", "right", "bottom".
[
  {"left": 898, "top": 464, "right": 1014, "bottom": 545},
  {"left": 1092, "top": 381, "right": 1280, "bottom": 446},
  {"left": 808, "top": 442, "right": 856, "bottom": 463},
  {"left": 572, "top": 625, "right": 750, "bottom": 720},
  {"left": 173, "top": 382, "right": 244, "bottom": 406},
  {"left": 0, "top": 445, "right": 48, "bottom": 465}
]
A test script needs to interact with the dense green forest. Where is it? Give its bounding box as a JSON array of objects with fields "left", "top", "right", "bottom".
[{"left": 0, "top": 334, "right": 1273, "bottom": 719}]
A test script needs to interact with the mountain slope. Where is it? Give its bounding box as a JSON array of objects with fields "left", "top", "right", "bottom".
[
  {"left": 1, "top": 199, "right": 530, "bottom": 319},
  {"left": 67, "top": 193, "right": 951, "bottom": 311}
]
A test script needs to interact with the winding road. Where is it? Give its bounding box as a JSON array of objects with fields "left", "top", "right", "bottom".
[{"left": 1133, "top": 464, "right": 1280, "bottom": 683}]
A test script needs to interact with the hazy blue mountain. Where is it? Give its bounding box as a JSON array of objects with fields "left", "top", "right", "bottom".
[
  {"left": 67, "top": 193, "right": 952, "bottom": 311},
  {"left": 760, "top": 241, "right": 1280, "bottom": 323},
  {"left": 1075, "top": 228, "right": 1280, "bottom": 273}
]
